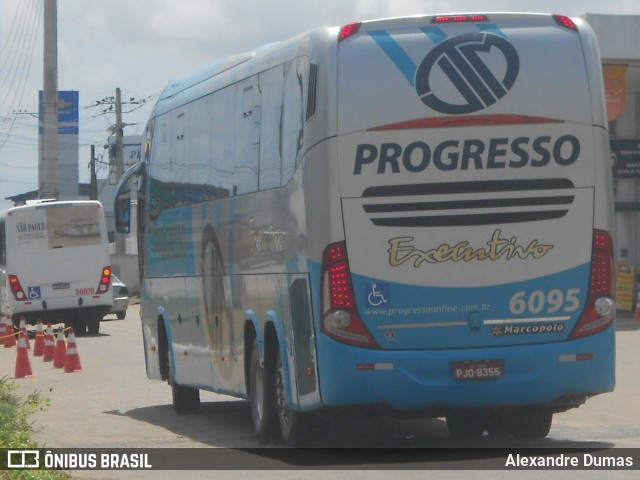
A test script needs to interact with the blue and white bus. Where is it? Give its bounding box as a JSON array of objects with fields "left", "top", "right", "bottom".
[{"left": 115, "top": 13, "right": 615, "bottom": 444}]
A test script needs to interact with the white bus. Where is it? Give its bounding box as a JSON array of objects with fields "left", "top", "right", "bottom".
[
  {"left": 116, "top": 13, "right": 615, "bottom": 445},
  {"left": 0, "top": 200, "right": 112, "bottom": 334}
]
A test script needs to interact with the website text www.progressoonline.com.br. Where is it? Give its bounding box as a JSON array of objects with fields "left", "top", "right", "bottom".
[{"left": 365, "top": 302, "right": 491, "bottom": 317}]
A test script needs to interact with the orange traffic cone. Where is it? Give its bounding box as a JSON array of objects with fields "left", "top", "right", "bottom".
[
  {"left": 64, "top": 328, "right": 82, "bottom": 373},
  {"left": 33, "top": 321, "right": 45, "bottom": 357},
  {"left": 1, "top": 317, "right": 10, "bottom": 348},
  {"left": 18, "top": 318, "right": 30, "bottom": 350},
  {"left": 4, "top": 318, "right": 16, "bottom": 348},
  {"left": 14, "top": 329, "right": 33, "bottom": 379},
  {"left": 52, "top": 329, "right": 67, "bottom": 369},
  {"left": 43, "top": 324, "right": 56, "bottom": 362}
]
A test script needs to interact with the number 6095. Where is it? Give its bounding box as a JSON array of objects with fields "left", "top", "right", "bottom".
[{"left": 509, "top": 288, "right": 580, "bottom": 315}]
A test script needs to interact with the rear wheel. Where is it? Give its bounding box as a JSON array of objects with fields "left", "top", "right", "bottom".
[
  {"left": 72, "top": 318, "right": 87, "bottom": 335},
  {"left": 510, "top": 411, "right": 553, "bottom": 439},
  {"left": 445, "top": 414, "right": 485, "bottom": 440},
  {"left": 275, "top": 349, "right": 308, "bottom": 446},
  {"left": 249, "top": 339, "right": 276, "bottom": 444},
  {"left": 87, "top": 318, "right": 100, "bottom": 334}
]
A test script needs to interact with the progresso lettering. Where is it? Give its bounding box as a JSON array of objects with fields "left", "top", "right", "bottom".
[{"left": 353, "top": 135, "right": 580, "bottom": 174}]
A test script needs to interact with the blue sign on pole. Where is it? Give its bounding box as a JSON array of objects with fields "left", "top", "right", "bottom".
[{"left": 38, "top": 90, "right": 79, "bottom": 135}]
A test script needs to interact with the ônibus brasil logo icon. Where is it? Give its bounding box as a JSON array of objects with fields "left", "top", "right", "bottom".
[
  {"left": 371, "top": 29, "right": 520, "bottom": 115},
  {"left": 415, "top": 32, "right": 519, "bottom": 115}
]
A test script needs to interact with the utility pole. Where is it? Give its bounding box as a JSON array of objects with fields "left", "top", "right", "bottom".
[
  {"left": 89, "top": 145, "right": 97, "bottom": 200},
  {"left": 115, "top": 88, "right": 124, "bottom": 182},
  {"left": 114, "top": 88, "right": 126, "bottom": 255},
  {"left": 41, "top": 0, "right": 58, "bottom": 199}
]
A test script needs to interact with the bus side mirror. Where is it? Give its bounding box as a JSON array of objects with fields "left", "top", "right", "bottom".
[
  {"left": 114, "top": 161, "right": 145, "bottom": 234},
  {"left": 115, "top": 191, "right": 131, "bottom": 234}
]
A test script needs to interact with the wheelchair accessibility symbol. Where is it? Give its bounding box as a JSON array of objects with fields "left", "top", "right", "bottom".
[
  {"left": 366, "top": 283, "right": 390, "bottom": 307},
  {"left": 27, "top": 286, "right": 41, "bottom": 300}
]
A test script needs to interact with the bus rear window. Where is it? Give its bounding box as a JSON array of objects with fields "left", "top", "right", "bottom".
[{"left": 45, "top": 204, "right": 102, "bottom": 249}]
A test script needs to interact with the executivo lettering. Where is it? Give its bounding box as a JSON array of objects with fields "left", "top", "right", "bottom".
[{"left": 388, "top": 229, "right": 553, "bottom": 267}]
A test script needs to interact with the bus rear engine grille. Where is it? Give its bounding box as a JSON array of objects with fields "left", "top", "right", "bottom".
[{"left": 361, "top": 179, "right": 575, "bottom": 227}]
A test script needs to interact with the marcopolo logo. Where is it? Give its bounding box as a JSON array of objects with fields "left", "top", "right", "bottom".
[{"left": 415, "top": 32, "right": 520, "bottom": 115}]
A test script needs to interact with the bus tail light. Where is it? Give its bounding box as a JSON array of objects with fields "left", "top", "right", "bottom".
[
  {"left": 96, "top": 266, "right": 112, "bottom": 294},
  {"left": 339, "top": 22, "right": 361, "bottom": 42},
  {"left": 321, "top": 242, "right": 378, "bottom": 348},
  {"left": 553, "top": 15, "right": 578, "bottom": 32},
  {"left": 570, "top": 230, "right": 614, "bottom": 339},
  {"left": 432, "top": 15, "right": 489, "bottom": 24},
  {"left": 8, "top": 274, "right": 27, "bottom": 301}
]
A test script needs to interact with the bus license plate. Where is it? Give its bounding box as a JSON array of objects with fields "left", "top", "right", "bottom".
[{"left": 452, "top": 360, "right": 504, "bottom": 381}]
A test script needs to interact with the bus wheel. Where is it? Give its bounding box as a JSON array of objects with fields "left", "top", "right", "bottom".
[
  {"left": 274, "top": 349, "right": 307, "bottom": 446},
  {"left": 167, "top": 333, "right": 200, "bottom": 414},
  {"left": 510, "top": 411, "right": 553, "bottom": 439},
  {"left": 445, "top": 414, "right": 485, "bottom": 440},
  {"left": 73, "top": 319, "right": 87, "bottom": 335},
  {"left": 87, "top": 318, "right": 100, "bottom": 335},
  {"left": 171, "top": 382, "right": 200, "bottom": 414},
  {"left": 484, "top": 415, "right": 511, "bottom": 438},
  {"left": 249, "top": 339, "right": 276, "bottom": 444}
]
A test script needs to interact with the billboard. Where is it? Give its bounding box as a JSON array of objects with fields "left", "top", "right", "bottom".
[
  {"left": 611, "top": 139, "right": 640, "bottom": 179},
  {"left": 38, "top": 90, "right": 80, "bottom": 198}
]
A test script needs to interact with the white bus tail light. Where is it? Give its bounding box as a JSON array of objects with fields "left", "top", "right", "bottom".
[
  {"left": 8, "top": 274, "right": 27, "bottom": 301},
  {"left": 321, "top": 242, "right": 378, "bottom": 348},
  {"left": 96, "top": 266, "right": 112, "bottom": 294},
  {"left": 570, "top": 230, "right": 614, "bottom": 339}
]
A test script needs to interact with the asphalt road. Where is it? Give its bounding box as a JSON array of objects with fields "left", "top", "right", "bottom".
[{"left": 1, "top": 304, "right": 639, "bottom": 478}]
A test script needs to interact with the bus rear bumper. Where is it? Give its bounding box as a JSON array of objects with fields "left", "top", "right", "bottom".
[
  {"left": 10, "top": 300, "right": 112, "bottom": 325},
  {"left": 315, "top": 327, "right": 615, "bottom": 412}
]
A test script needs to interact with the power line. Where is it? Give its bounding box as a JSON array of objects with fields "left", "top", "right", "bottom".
[{"left": 0, "top": 0, "right": 43, "bottom": 152}]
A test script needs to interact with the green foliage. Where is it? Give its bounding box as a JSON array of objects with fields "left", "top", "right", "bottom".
[{"left": 0, "top": 377, "right": 67, "bottom": 480}]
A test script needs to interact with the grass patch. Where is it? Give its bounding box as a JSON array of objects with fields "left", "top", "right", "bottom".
[{"left": 0, "top": 376, "right": 68, "bottom": 479}]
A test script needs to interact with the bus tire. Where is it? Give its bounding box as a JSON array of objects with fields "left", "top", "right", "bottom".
[
  {"left": 275, "top": 348, "right": 308, "bottom": 446},
  {"left": 445, "top": 414, "right": 485, "bottom": 440},
  {"left": 73, "top": 319, "right": 87, "bottom": 335},
  {"left": 164, "top": 327, "right": 200, "bottom": 415},
  {"left": 249, "top": 338, "right": 276, "bottom": 444},
  {"left": 87, "top": 318, "right": 100, "bottom": 335},
  {"left": 171, "top": 382, "right": 200, "bottom": 415},
  {"left": 510, "top": 411, "right": 553, "bottom": 439}
]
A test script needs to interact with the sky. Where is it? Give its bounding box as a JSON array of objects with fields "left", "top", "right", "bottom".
[{"left": 1, "top": 0, "right": 640, "bottom": 210}]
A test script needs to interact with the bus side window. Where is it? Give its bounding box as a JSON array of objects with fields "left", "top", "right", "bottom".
[
  {"left": 211, "top": 86, "right": 235, "bottom": 198},
  {"left": 281, "top": 57, "right": 305, "bottom": 185},
  {"left": 259, "top": 65, "right": 285, "bottom": 191},
  {"left": 234, "top": 77, "right": 260, "bottom": 195}
]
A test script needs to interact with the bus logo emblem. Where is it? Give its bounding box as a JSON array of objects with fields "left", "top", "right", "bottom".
[{"left": 415, "top": 32, "right": 519, "bottom": 115}]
